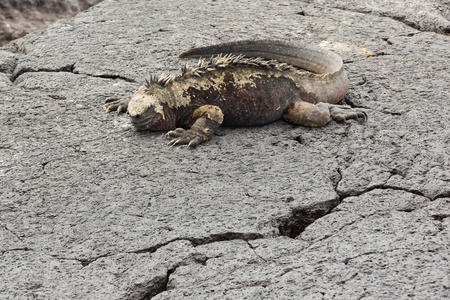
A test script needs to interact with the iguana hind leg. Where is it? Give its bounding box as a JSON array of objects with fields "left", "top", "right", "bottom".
[
  {"left": 283, "top": 101, "right": 367, "bottom": 127},
  {"left": 166, "top": 105, "right": 224, "bottom": 147}
]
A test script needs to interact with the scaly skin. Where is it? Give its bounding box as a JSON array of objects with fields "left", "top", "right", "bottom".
[{"left": 105, "top": 39, "right": 367, "bottom": 147}]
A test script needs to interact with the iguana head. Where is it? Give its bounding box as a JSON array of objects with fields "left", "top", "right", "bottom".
[{"left": 127, "top": 86, "right": 165, "bottom": 131}]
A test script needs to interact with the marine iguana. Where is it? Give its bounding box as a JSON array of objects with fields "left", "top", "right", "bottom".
[{"left": 105, "top": 39, "right": 366, "bottom": 147}]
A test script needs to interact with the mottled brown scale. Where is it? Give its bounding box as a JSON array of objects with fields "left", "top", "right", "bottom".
[
  {"left": 184, "top": 70, "right": 304, "bottom": 126},
  {"left": 104, "top": 39, "right": 367, "bottom": 147}
]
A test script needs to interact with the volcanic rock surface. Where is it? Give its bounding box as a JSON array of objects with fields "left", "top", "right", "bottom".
[{"left": 0, "top": 0, "right": 449, "bottom": 299}]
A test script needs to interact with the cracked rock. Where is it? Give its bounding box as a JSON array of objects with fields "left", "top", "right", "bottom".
[
  {"left": 0, "top": 0, "right": 449, "bottom": 299},
  {"left": 305, "top": 0, "right": 450, "bottom": 33},
  {"left": 156, "top": 193, "right": 449, "bottom": 299}
]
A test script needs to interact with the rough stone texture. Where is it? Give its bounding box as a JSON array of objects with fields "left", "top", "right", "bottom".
[
  {"left": 0, "top": 0, "right": 449, "bottom": 299},
  {"left": 0, "top": 0, "right": 104, "bottom": 46},
  {"left": 306, "top": 0, "right": 450, "bottom": 34}
]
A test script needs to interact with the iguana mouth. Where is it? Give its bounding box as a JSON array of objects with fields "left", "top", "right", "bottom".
[{"left": 130, "top": 110, "right": 156, "bottom": 131}]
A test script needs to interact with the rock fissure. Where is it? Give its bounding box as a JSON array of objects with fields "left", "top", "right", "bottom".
[
  {"left": 145, "top": 254, "right": 209, "bottom": 299},
  {"left": 67, "top": 233, "right": 265, "bottom": 270},
  {"left": 189, "top": 232, "right": 265, "bottom": 246},
  {"left": 75, "top": 252, "right": 116, "bottom": 267},
  {"left": 431, "top": 191, "right": 450, "bottom": 201},
  {"left": 86, "top": 72, "right": 136, "bottom": 83},
  {"left": 11, "top": 63, "right": 136, "bottom": 83},
  {"left": 338, "top": 184, "right": 429, "bottom": 201},
  {"left": 432, "top": 214, "right": 450, "bottom": 222},
  {"left": 343, "top": 247, "right": 416, "bottom": 264},
  {"left": 334, "top": 166, "right": 343, "bottom": 192},
  {"left": 132, "top": 238, "right": 192, "bottom": 254},
  {"left": 1, "top": 223, "right": 25, "bottom": 243},
  {"left": 382, "top": 37, "right": 394, "bottom": 45},
  {"left": 147, "top": 267, "right": 177, "bottom": 299},
  {"left": 276, "top": 164, "right": 350, "bottom": 239},
  {"left": 246, "top": 241, "right": 268, "bottom": 262},
  {"left": 379, "top": 109, "right": 403, "bottom": 116},
  {"left": 1, "top": 247, "right": 31, "bottom": 254},
  {"left": 277, "top": 198, "right": 340, "bottom": 238},
  {"left": 337, "top": 272, "right": 359, "bottom": 285},
  {"left": 326, "top": 5, "right": 447, "bottom": 33},
  {"left": 377, "top": 12, "right": 433, "bottom": 33},
  {"left": 12, "top": 64, "right": 75, "bottom": 81},
  {"left": 48, "top": 255, "right": 87, "bottom": 267},
  {"left": 132, "top": 232, "right": 265, "bottom": 255}
]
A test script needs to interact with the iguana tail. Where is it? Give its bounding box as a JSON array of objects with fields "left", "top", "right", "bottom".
[{"left": 179, "top": 39, "right": 343, "bottom": 75}]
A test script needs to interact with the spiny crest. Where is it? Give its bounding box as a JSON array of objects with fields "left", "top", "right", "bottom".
[
  {"left": 144, "top": 54, "right": 301, "bottom": 90},
  {"left": 145, "top": 73, "right": 179, "bottom": 89}
]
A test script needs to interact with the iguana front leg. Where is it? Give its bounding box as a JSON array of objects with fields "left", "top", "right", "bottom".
[
  {"left": 104, "top": 96, "right": 131, "bottom": 113},
  {"left": 283, "top": 101, "right": 367, "bottom": 127},
  {"left": 166, "top": 105, "right": 224, "bottom": 147}
]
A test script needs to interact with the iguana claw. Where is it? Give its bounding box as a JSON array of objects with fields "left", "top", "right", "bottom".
[
  {"left": 104, "top": 96, "right": 131, "bottom": 114},
  {"left": 166, "top": 128, "right": 207, "bottom": 147},
  {"left": 316, "top": 103, "right": 367, "bottom": 123},
  {"left": 329, "top": 105, "right": 368, "bottom": 123}
]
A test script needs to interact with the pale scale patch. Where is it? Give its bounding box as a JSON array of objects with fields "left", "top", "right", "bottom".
[{"left": 127, "top": 86, "right": 165, "bottom": 119}]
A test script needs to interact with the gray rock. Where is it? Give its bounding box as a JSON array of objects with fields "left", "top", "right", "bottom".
[
  {"left": 1, "top": 0, "right": 448, "bottom": 299},
  {"left": 158, "top": 191, "right": 449, "bottom": 299},
  {"left": 303, "top": 0, "right": 450, "bottom": 33}
]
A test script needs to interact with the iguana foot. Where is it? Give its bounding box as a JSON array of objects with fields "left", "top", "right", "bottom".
[
  {"left": 104, "top": 96, "right": 131, "bottom": 113},
  {"left": 166, "top": 128, "right": 210, "bottom": 147},
  {"left": 283, "top": 101, "right": 367, "bottom": 127},
  {"left": 166, "top": 105, "right": 223, "bottom": 147},
  {"left": 318, "top": 103, "right": 368, "bottom": 123}
]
